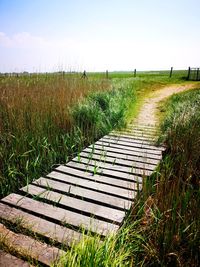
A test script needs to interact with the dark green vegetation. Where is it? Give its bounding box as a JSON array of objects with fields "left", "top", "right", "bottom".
[
  {"left": 57, "top": 88, "right": 200, "bottom": 267},
  {"left": 132, "top": 88, "right": 200, "bottom": 266}
]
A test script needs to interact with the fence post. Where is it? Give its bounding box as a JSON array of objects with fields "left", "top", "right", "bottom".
[
  {"left": 187, "top": 67, "right": 191, "bottom": 80},
  {"left": 169, "top": 67, "right": 173, "bottom": 78},
  {"left": 196, "top": 68, "right": 199, "bottom": 81},
  {"left": 106, "top": 70, "right": 108, "bottom": 79},
  {"left": 134, "top": 69, "right": 136, "bottom": 77}
]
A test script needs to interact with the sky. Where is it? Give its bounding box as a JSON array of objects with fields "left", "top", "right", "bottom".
[{"left": 0, "top": 0, "right": 200, "bottom": 72}]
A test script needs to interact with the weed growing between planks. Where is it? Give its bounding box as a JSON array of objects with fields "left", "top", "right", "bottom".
[{"left": 55, "top": 221, "right": 144, "bottom": 267}]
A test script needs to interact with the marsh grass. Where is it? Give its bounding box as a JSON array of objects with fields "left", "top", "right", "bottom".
[
  {"left": 0, "top": 74, "right": 111, "bottom": 197},
  {"left": 132, "top": 89, "right": 200, "bottom": 266}
]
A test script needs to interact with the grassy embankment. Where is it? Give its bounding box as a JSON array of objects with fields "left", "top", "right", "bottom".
[{"left": 57, "top": 86, "right": 200, "bottom": 267}]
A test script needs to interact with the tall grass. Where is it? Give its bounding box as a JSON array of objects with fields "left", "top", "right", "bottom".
[
  {"left": 131, "top": 88, "right": 200, "bottom": 266},
  {"left": 0, "top": 74, "right": 137, "bottom": 197},
  {"left": 0, "top": 74, "right": 109, "bottom": 196},
  {"left": 55, "top": 222, "right": 145, "bottom": 267}
]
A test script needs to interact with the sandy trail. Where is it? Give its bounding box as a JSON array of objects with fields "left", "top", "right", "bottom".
[{"left": 132, "top": 83, "right": 196, "bottom": 127}]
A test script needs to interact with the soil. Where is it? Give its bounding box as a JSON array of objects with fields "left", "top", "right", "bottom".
[{"left": 132, "top": 83, "right": 197, "bottom": 127}]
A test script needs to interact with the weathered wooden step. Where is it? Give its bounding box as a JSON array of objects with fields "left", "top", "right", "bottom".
[
  {"left": 78, "top": 151, "right": 157, "bottom": 171},
  {"left": 21, "top": 184, "right": 125, "bottom": 224},
  {"left": 66, "top": 161, "right": 143, "bottom": 182},
  {"left": 46, "top": 170, "right": 137, "bottom": 198},
  {"left": 89, "top": 144, "right": 162, "bottom": 160},
  {"left": 95, "top": 140, "right": 163, "bottom": 156},
  {"left": 0, "top": 202, "right": 82, "bottom": 246},
  {"left": 2, "top": 194, "right": 119, "bottom": 236},
  {"left": 117, "top": 128, "right": 158, "bottom": 137},
  {"left": 56, "top": 165, "right": 139, "bottom": 190},
  {"left": 107, "top": 134, "right": 156, "bottom": 145},
  {"left": 0, "top": 223, "right": 63, "bottom": 266},
  {"left": 71, "top": 157, "right": 153, "bottom": 176},
  {"left": 125, "top": 128, "right": 159, "bottom": 136},
  {"left": 0, "top": 250, "right": 34, "bottom": 267},
  {"left": 110, "top": 131, "right": 156, "bottom": 141},
  {"left": 33, "top": 177, "right": 133, "bottom": 210},
  {"left": 128, "top": 124, "right": 159, "bottom": 130},
  {"left": 101, "top": 136, "right": 164, "bottom": 152},
  {"left": 83, "top": 147, "right": 160, "bottom": 165}
]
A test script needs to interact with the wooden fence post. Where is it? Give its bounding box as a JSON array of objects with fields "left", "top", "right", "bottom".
[
  {"left": 196, "top": 68, "right": 199, "bottom": 81},
  {"left": 187, "top": 67, "right": 191, "bottom": 80},
  {"left": 106, "top": 70, "right": 108, "bottom": 79},
  {"left": 169, "top": 67, "right": 173, "bottom": 78}
]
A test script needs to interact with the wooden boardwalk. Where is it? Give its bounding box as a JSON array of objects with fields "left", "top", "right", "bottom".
[{"left": 0, "top": 124, "right": 164, "bottom": 266}]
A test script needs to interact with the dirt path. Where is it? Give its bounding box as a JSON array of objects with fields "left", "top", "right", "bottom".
[{"left": 132, "top": 83, "right": 196, "bottom": 127}]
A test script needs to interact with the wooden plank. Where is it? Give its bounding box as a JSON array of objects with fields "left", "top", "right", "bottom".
[
  {"left": 33, "top": 178, "right": 133, "bottom": 210},
  {"left": 109, "top": 132, "right": 157, "bottom": 142},
  {"left": 2, "top": 194, "right": 119, "bottom": 236},
  {"left": 0, "top": 250, "right": 33, "bottom": 267},
  {"left": 83, "top": 147, "right": 160, "bottom": 165},
  {"left": 101, "top": 136, "right": 165, "bottom": 151},
  {"left": 47, "top": 170, "right": 140, "bottom": 197},
  {"left": 0, "top": 223, "right": 64, "bottom": 266},
  {"left": 71, "top": 157, "right": 153, "bottom": 176},
  {"left": 113, "top": 131, "right": 157, "bottom": 140},
  {"left": 107, "top": 134, "right": 156, "bottom": 146},
  {"left": 95, "top": 140, "right": 163, "bottom": 155},
  {"left": 127, "top": 124, "right": 159, "bottom": 130},
  {"left": 56, "top": 165, "right": 140, "bottom": 190},
  {"left": 125, "top": 128, "right": 159, "bottom": 135},
  {"left": 66, "top": 161, "right": 143, "bottom": 183},
  {"left": 117, "top": 128, "right": 157, "bottom": 136},
  {"left": 79, "top": 151, "right": 157, "bottom": 171},
  {"left": 111, "top": 131, "right": 156, "bottom": 141},
  {"left": 94, "top": 140, "right": 163, "bottom": 156},
  {"left": 0, "top": 202, "right": 83, "bottom": 246},
  {"left": 21, "top": 184, "right": 125, "bottom": 224},
  {"left": 89, "top": 144, "right": 162, "bottom": 160}
]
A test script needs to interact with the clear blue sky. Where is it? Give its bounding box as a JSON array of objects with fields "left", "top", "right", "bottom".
[{"left": 0, "top": 0, "right": 200, "bottom": 72}]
